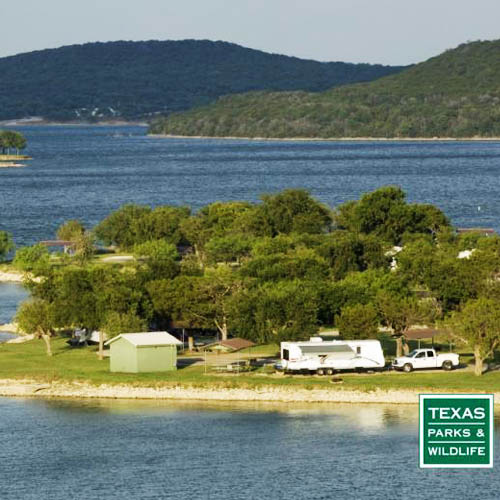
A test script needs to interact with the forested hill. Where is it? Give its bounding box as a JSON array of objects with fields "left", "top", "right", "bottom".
[
  {"left": 0, "top": 40, "right": 404, "bottom": 122},
  {"left": 150, "top": 39, "right": 500, "bottom": 138}
]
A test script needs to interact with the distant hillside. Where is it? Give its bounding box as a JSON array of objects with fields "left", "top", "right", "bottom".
[
  {"left": 0, "top": 40, "right": 404, "bottom": 122},
  {"left": 151, "top": 39, "right": 500, "bottom": 138}
]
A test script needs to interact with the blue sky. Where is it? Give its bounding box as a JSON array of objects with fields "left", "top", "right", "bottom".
[{"left": 2, "top": 0, "right": 499, "bottom": 64}]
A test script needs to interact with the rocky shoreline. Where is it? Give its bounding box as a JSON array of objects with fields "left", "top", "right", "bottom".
[
  {"left": 151, "top": 134, "right": 500, "bottom": 142},
  {"left": 0, "top": 379, "right": 498, "bottom": 404},
  {"left": 0, "top": 270, "right": 24, "bottom": 283}
]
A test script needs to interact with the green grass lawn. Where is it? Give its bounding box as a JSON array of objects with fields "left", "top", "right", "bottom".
[{"left": 1, "top": 337, "right": 499, "bottom": 393}]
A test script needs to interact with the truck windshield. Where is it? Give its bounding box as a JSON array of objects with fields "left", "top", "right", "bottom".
[{"left": 407, "top": 350, "right": 419, "bottom": 358}]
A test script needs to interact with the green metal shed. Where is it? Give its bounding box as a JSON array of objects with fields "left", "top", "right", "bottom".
[{"left": 105, "top": 331, "right": 182, "bottom": 373}]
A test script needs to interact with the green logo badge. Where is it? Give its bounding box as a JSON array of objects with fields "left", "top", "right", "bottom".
[{"left": 420, "top": 394, "right": 494, "bottom": 468}]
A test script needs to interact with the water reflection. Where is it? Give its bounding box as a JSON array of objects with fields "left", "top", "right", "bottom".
[
  {"left": 1, "top": 397, "right": 498, "bottom": 500},
  {"left": 0, "top": 282, "right": 28, "bottom": 324}
]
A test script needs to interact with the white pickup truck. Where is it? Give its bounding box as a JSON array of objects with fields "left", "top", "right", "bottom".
[{"left": 392, "top": 348, "right": 459, "bottom": 372}]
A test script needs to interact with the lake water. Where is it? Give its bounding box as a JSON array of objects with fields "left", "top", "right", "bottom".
[
  {"left": 2, "top": 127, "right": 499, "bottom": 323},
  {"left": 0, "top": 282, "right": 28, "bottom": 330},
  {"left": 1, "top": 126, "right": 500, "bottom": 246},
  {"left": 1, "top": 128, "right": 500, "bottom": 497},
  {"left": 0, "top": 398, "right": 498, "bottom": 500}
]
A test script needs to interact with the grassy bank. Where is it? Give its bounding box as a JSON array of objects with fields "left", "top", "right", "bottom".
[{"left": 1, "top": 337, "right": 499, "bottom": 394}]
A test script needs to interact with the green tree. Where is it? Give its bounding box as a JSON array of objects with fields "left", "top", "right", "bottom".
[
  {"left": 15, "top": 299, "right": 56, "bottom": 356},
  {"left": 73, "top": 232, "right": 95, "bottom": 265},
  {"left": 259, "top": 189, "right": 332, "bottom": 235},
  {"left": 148, "top": 265, "right": 242, "bottom": 340},
  {"left": 12, "top": 131, "right": 27, "bottom": 154},
  {"left": 229, "top": 280, "right": 319, "bottom": 344},
  {"left": 0, "top": 130, "right": 20, "bottom": 154},
  {"left": 180, "top": 201, "right": 256, "bottom": 263},
  {"left": 205, "top": 234, "right": 253, "bottom": 264},
  {"left": 376, "top": 291, "right": 428, "bottom": 357},
  {"left": 318, "top": 232, "right": 388, "bottom": 280},
  {"left": 134, "top": 239, "right": 178, "bottom": 260},
  {"left": 56, "top": 219, "right": 85, "bottom": 241},
  {"left": 134, "top": 239, "right": 179, "bottom": 279},
  {"left": 94, "top": 204, "right": 152, "bottom": 248},
  {"left": 334, "top": 187, "right": 449, "bottom": 244},
  {"left": 100, "top": 310, "right": 148, "bottom": 360},
  {"left": 424, "top": 257, "right": 483, "bottom": 312},
  {"left": 445, "top": 298, "right": 500, "bottom": 376},
  {"left": 101, "top": 310, "right": 148, "bottom": 338},
  {"left": 336, "top": 303, "right": 379, "bottom": 340},
  {"left": 51, "top": 268, "right": 100, "bottom": 331},
  {"left": 241, "top": 248, "right": 330, "bottom": 282},
  {"left": 13, "top": 244, "right": 50, "bottom": 274},
  {"left": 0, "top": 231, "right": 14, "bottom": 261}
]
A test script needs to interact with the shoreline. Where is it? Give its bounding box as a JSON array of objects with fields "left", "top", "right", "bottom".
[
  {"left": 1, "top": 379, "right": 499, "bottom": 404},
  {"left": 0, "top": 270, "right": 25, "bottom": 283},
  {"left": 0, "top": 119, "right": 148, "bottom": 127},
  {"left": 150, "top": 133, "right": 500, "bottom": 143}
]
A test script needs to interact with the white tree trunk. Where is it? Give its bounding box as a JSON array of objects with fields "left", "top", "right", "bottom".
[
  {"left": 474, "top": 345, "right": 484, "bottom": 376},
  {"left": 41, "top": 333, "right": 52, "bottom": 356},
  {"left": 98, "top": 331, "right": 104, "bottom": 361}
]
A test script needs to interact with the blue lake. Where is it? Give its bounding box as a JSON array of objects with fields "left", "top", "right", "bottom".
[
  {"left": 0, "top": 398, "right": 498, "bottom": 500},
  {"left": 1, "top": 127, "right": 500, "bottom": 498},
  {"left": 0, "top": 283, "right": 28, "bottom": 327},
  {"left": 1, "top": 126, "right": 500, "bottom": 246}
]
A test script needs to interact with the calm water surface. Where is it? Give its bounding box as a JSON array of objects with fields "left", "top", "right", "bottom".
[
  {"left": 1, "top": 126, "right": 500, "bottom": 246},
  {"left": 0, "top": 398, "right": 498, "bottom": 500},
  {"left": 0, "top": 283, "right": 28, "bottom": 328},
  {"left": 2, "top": 131, "right": 500, "bottom": 497}
]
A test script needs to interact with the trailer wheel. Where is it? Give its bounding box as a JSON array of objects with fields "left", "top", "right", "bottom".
[
  {"left": 325, "top": 368, "right": 334, "bottom": 376},
  {"left": 442, "top": 360, "right": 453, "bottom": 371},
  {"left": 317, "top": 368, "right": 325, "bottom": 376},
  {"left": 403, "top": 363, "right": 413, "bottom": 373}
]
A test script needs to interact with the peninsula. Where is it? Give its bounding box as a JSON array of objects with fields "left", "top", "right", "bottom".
[{"left": 150, "top": 39, "right": 500, "bottom": 139}]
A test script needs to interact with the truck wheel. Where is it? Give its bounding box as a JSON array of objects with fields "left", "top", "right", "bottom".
[
  {"left": 442, "top": 361, "right": 453, "bottom": 371},
  {"left": 403, "top": 363, "right": 413, "bottom": 373},
  {"left": 317, "top": 368, "right": 325, "bottom": 376},
  {"left": 326, "top": 368, "right": 334, "bottom": 375}
]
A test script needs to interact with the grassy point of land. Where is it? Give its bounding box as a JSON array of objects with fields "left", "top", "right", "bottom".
[{"left": 1, "top": 338, "right": 499, "bottom": 394}]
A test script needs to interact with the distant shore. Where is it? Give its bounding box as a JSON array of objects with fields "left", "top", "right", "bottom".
[
  {"left": 0, "top": 119, "right": 147, "bottom": 127},
  {"left": 151, "top": 134, "right": 500, "bottom": 142},
  {"left": 1, "top": 379, "right": 498, "bottom": 404}
]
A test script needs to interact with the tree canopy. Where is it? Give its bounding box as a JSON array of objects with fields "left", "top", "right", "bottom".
[
  {"left": 13, "top": 186, "right": 500, "bottom": 372},
  {"left": 152, "top": 39, "right": 500, "bottom": 139},
  {"left": 0, "top": 130, "right": 26, "bottom": 154},
  {"left": 0, "top": 40, "right": 403, "bottom": 121}
]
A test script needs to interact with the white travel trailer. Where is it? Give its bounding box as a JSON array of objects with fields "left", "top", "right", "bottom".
[{"left": 280, "top": 337, "right": 385, "bottom": 374}]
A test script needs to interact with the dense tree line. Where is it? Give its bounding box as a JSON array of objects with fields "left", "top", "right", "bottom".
[
  {"left": 13, "top": 186, "right": 500, "bottom": 374},
  {"left": 151, "top": 39, "right": 500, "bottom": 138},
  {"left": 0, "top": 40, "right": 403, "bottom": 121}
]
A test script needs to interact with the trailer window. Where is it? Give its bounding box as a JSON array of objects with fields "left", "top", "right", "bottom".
[
  {"left": 356, "top": 347, "right": 361, "bottom": 354},
  {"left": 283, "top": 349, "right": 289, "bottom": 361}
]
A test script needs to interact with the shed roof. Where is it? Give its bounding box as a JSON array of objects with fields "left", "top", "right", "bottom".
[
  {"left": 202, "top": 337, "right": 256, "bottom": 351},
  {"left": 39, "top": 240, "right": 76, "bottom": 247},
  {"left": 219, "top": 338, "right": 255, "bottom": 350},
  {"left": 106, "top": 331, "right": 182, "bottom": 347},
  {"left": 405, "top": 328, "right": 446, "bottom": 340}
]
